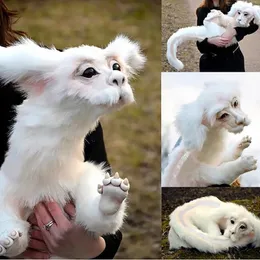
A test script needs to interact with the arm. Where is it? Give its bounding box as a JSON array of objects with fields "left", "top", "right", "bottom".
[
  {"left": 196, "top": 7, "right": 222, "bottom": 54},
  {"left": 234, "top": 21, "right": 259, "bottom": 41}
]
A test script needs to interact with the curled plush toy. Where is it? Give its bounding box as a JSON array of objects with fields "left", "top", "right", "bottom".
[{"left": 169, "top": 196, "right": 260, "bottom": 253}]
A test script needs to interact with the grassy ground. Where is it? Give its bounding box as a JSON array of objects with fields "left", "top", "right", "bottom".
[
  {"left": 162, "top": 188, "right": 260, "bottom": 259},
  {"left": 6, "top": 0, "right": 161, "bottom": 258}
]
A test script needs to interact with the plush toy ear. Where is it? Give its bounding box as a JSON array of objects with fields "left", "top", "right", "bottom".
[
  {"left": 105, "top": 35, "right": 146, "bottom": 78},
  {"left": 175, "top": 102, "right": 208, "bottom": 151},
  {"left": 228, "top": 1, "right": 244, "bottom": 17},
  {"left": 253, "top": 5, "right": 260, "bottom": 25},
  {"left": 0, "top": 38, "right": 60, "bottom": 95}
]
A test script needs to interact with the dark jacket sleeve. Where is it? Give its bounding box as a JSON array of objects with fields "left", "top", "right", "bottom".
[
  {"left": 234, "top": 21, "right": 259, "bottom": 41},
  {"left": 94, "top": 231, "right": 122, "bottom": 259},
  {"left": 196, "top": 7, "right": 221, "bottom": 54},
  {"left": 83, "top": 122, "right": 111, "bottom": 174}
]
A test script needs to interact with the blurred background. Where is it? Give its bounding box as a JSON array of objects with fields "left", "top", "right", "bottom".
[{"left": 6, "top": 0, "right": 161, "bottom": 258}]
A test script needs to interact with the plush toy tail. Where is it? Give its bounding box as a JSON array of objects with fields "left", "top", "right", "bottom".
[
  {"left": 166, "top": 26, "right": 207, "bottom": 71},
  {"left": 168, "top": 207, "right": 233, "bottom": 253},
  {"left": 161, "top": 144, "right": 187, "bottom": 187}
]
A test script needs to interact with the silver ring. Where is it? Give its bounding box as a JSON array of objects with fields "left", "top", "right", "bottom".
[{"left": 43, "top": 220, "right": 55, "bottom": 231}]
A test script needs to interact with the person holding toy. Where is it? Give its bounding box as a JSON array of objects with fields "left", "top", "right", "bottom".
[
  {"left": 196, "top": 0, "right": 259, "bottom": 72},
  {"left": 0, "top": 1, "right": 122, "bottom": 259}
]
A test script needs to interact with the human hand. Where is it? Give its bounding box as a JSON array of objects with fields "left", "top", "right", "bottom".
[
  {"left": 207, "top": 36, "right": 230, "bottom": 47},
  {"left": 20, "top": 202, "right": 106, "bottom": 259},
  {"left": 221, "top": 28, "right": 237, "bottom": 43}
]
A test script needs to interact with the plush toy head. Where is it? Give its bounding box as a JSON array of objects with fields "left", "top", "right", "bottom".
[
  {"left": 223, "top": 205, "right": 256, "bottom": 244},
  {"left": 228, "top": 1, "right": 260, "bottom": 27},
  {"left": 0, "top": 36, "right": 146, "bottom": 115},
  {"left": 175, "top": 81, "right": 250, "bottom": 151}
]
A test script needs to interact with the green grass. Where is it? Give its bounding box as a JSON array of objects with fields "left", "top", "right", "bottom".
[{"left": 6, "top": 0, "right": 161, "bottom": 258}]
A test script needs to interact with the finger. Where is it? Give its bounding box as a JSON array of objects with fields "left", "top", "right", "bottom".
[
  {"left": 28, "top": 238, "right": 48, "bottom": 251},
  {"left": 64, "top": 203, "right": 76, "bottom": 219},
  {"left": 30, "top": 229, "right": 44, "bottom": 241},
  {"left": 44, "top": 201, "right": 70, "bottom": 227},
  {"left": 222, "top": 39, "right": 230, "bottom": 43},
  {"left": 28, "top": 213, "right": 38, "bottom": 226},
  {"left": 20, "top": 248, "right": 50, "bottom": 259},
  {"left": 219, "top": 41, "right": 227, "bottom": 46},
  {"left": 34, "top": 203, "right": 58, "bottom": 236}
]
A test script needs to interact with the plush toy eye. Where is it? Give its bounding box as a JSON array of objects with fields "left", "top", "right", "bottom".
[
  {"left": 82, "top": 67, "right": 98, "bottom": 78},
  {"left": 231, "top": 219, "right": 235, "bottom": 224},
  {"left": 238, "top": 11, "right": 241, "bottom": 15},
  {"left": 220, "top": 113, "right": 229, "bottom": 120},
  {"left": 244, "top": 13, "right": 248, "bottom": 16},
  {"left": 234, "top": 100, "right": 238, "bottom": 107},
  {"left": 112, "top": 63, "right": 121, "bottom": 71}
]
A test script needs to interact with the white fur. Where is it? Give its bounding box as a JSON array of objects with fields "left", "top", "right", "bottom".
[
  {"left": 0, "top": 36, "right": 145, "bottom": 257},
  {"left": 166, "top": 1, "right": 260, "bottom": 71},
  {"left": 168, "top": 196, "right": 260, "bottom": 253},
  {"left": 162, "top": 81, "right": 257, "bottom": 187}
]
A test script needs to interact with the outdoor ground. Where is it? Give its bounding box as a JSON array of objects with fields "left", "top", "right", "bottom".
[
  {"left": 7, "top": 0, "right": 161, "bottom": 258},
  {"left": 162, "top": 187, "right": 260, "bottom": 259},
  {"left": 162, "top": 0, "right": 260, "bottom": 72}
]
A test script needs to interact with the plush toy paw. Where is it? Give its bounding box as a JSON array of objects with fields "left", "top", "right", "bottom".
[
  {"left": 238, "top": 136, "right": 252, "bottom": 150},
  {"left": 240, "top": 156, "right": 257, "bottom": 172},
  {"left": 0, "top": 229, "right": 28, "bottom": 257},
  {"left": 98, "top": 172, "right": 130, "bottom": 215}
]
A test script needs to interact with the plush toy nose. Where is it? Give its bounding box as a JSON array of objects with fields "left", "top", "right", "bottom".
[
  {"left": 110, "top": 71, "right": 125, "bottom": 87},
  {"left": 236, "top": 117, "right": 245, "bottom": 125}
]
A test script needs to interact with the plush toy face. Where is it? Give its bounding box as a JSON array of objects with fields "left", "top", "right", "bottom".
[
  {"left": 228, "top": 1, "right": 260, "bottom": 27},
  {"left": 235, "top": 7, "right": 255, "bottom": 27},
  {"left": 224, "top": 216, "right": 255, "bottom": 243},
  {"left": 61, "top": 44, "right": 136, "bottom": 108},
  {"left": 213, "top": 96, "right": 250, "bottom": 134}
]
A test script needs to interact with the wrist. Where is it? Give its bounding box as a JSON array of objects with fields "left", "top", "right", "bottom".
[
  {"left": 231, "top": 28, "right": 237, "bottom": 37},
  {"left": 88, "top": 236, "right": 106, "bottom": 259}
]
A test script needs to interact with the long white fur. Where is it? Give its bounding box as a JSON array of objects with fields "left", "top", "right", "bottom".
[
  {"left": 162, "top": 81, "right": 257, "bottom": 187},
  {"left": 168, "top": 196, "right": 260, "bottom": 253},
  {"left": 0, "top": 35, "right": 146, "bottom": 257},
  {"left": 166, "top": 1, "right": 260, "bottom": 71}
]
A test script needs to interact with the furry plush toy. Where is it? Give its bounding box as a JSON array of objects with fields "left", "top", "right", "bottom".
[
  {"left": 161, "top": 81, "right": 257, "bottom": 187},
  {"left": 0, "top": 36, "right": 146, "bottom": 257},
  {"left": 167, "top": 1, "right": 260, "bottom": 71},
  {"left": 168, "top": 196, "right": 260, "bottom": 253}
]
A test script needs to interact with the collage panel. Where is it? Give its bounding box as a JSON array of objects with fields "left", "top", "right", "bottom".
[
  {"left": 162, "top": 187, "right": 260, "bottom": 259},
  {"left": 0, "top": 0, "right": 161, "bottom": 259},
  {"left": 162, "top": 0, "right": 260, "bottom": 72},
  {"left": 162, "top": 72, "right": 260, "bottom": 188},
  {"left": 161, "top": 72, "right": 260, "bottom": 258}
]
